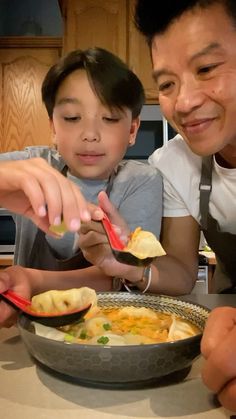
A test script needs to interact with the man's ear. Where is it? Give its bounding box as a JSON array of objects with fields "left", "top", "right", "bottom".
[{"left": 128, "top": 117, "right": 140, "bottom": 147}]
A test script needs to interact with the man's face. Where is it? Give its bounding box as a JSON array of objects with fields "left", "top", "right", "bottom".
[{"left": 151, "top": 3, "right": 236, "bottom": 157}]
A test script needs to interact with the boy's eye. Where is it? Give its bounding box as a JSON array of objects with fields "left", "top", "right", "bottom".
[
  {"left": 103, "top": 117, "right": 119, "bottom": 122},
  {"left": 64, "top": 116, "right": 80, "bottom": 122}
]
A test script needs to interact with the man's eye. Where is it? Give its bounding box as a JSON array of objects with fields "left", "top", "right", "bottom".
[
  {"left": 198, "top": 64, "right": 218, "bottom": 75},
  {"left": 158, "top": 81, "right": 173, "bottom": 92}
]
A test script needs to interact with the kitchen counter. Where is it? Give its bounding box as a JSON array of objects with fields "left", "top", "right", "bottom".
[
  {"left": 0, "top": 254, "right": 13, "bottom": 267},
  {"left": 1, "top": 294, "right": 236, "bottom": 419}
]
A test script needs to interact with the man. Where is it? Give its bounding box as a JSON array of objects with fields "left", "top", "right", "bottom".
[
  {"left": 134, "top": 1, "right": 236, "bottom": 411},
  {"left": 78, "top": 0, "right": 236, "bottom": 411}
]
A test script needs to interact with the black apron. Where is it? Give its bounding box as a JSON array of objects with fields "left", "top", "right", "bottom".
[
  {"left": 26, "top": 164, "right": 115, "bottom": 271},
  {"left": 199, "top": 156, "right": 236, "bottom": 293}
]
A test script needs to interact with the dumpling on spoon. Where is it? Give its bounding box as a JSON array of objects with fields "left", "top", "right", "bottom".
[
  {"left": 123, "top": 227, "right": 166, "bottom": 259},
  {"left": 31, "top": 287, "right": 97, "bottom": 314}
]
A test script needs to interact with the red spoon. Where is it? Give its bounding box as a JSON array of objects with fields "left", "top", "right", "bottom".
[
  {"left": 101, "top": 214, "right": 154, "bottom": 267},
  {"left": 0, "top": 289, "right": 91, "bottom": 327}
]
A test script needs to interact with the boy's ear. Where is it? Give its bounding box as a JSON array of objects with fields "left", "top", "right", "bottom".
[
  {"left": 50, "top": 119, "right": 56, "bottom": 135},
  {"left": 50, "top": 120, "right": 58, "bottom": 147},
  {"left": 128, "top": 117, "right": 140, "bottom": 147}
]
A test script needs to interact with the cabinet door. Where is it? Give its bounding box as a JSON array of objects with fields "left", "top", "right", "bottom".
[
  {"left": 62, "top": 0, "right": 127, "bottom": 61},
  {"left": 0, "top": 41, "right": 61, "bottom": 152},
  {"left": 128, "top": 0, "right": 158, "bottom": 103}
]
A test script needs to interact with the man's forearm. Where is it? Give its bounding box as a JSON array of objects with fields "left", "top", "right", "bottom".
[
  {"left": 148, "top": 255, "right": 197, "bottom": 295},
  {"left": 118, "top": 255, "right": 198, "bottom": 295}
]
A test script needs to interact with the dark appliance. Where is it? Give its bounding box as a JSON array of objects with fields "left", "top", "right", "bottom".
[
  {"left": 0, "top": 208, "right": 15, "bottom": 253},
  {"left": 124, "top": 104, "right": 177, "bottom": 161}
]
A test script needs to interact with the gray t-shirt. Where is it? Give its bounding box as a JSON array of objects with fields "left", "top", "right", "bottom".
[{"left": 0, "top": 146, "right": 163, "bottom": 267}]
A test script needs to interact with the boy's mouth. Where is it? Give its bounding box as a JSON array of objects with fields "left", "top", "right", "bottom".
[{"left": 76, "top": 153, "right": 105, "bottom": 164}]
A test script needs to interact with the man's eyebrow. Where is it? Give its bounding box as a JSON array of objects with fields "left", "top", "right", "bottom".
[
  {"left": 55, "top": 97, "right": 80, "bottom": 106},
  {"left": 152, "top": 68, "right": 173, "bottom": 83},
  {"left": 189, "top": 42, "right": 223, "bottom": 63},
  {"left": 152, "top": 42, "right": 223, "bottom": 82}
]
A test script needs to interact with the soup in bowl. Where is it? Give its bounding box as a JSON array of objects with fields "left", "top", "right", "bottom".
[{"left": 18, "top": 292, "right": 209, "bottom": 387}]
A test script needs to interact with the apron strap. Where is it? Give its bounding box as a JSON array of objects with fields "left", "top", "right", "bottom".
[{"left": 199, "top": 155, "right": 213, "bottom": 230}]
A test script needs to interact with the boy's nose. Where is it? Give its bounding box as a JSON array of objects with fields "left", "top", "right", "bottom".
[
  {"left": 82, "top": 134, "right": 100, "bottom": 142},
  {"left": 80, "top": 124, "right": 100, "bottom": 142}
]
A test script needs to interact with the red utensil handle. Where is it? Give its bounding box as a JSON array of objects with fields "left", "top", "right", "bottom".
[
  {"left": 1, "top": 289, "right": 31, "bottom": 310},
  {"left": 102, "top": 215, "right": 125, "bottom": 250}
]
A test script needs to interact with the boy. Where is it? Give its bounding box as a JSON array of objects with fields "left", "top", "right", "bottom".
[{"left": 0, "top": 47, "right": 162, "bottom": 326}]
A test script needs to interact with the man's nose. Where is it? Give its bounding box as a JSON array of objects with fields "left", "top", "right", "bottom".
[{"left": 175, "top": 79, "right": 204, "bottom": 114}]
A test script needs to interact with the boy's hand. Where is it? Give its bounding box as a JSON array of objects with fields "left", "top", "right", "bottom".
[
  {"left": 79, "top": 191, "right": 137, "bottom": 277},
  {"left": 0, "top": 266, "right": 33, "bottom": 328},
  {"left": 0, "top": 159, "right": 103, "bottom": 234}
]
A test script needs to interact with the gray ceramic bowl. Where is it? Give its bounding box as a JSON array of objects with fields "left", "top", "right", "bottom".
[{"left": 18, "top": 293, "right": 210, "bottom": 388}]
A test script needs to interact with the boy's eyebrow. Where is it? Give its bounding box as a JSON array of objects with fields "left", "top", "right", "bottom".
[
  {"left": 152, "top": 42, "right": 223, "bottom": 82},
  {"left": 55, "top": 97, "right": 80, "bottom": 106}
]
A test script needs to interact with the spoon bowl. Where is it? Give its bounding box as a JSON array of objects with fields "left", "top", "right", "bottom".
[
  {"left": 1, "top": 289, "right": 91, "bottom": 327},
  {"left": 101, "top": 214, "right": 156, "bottom": 267}
]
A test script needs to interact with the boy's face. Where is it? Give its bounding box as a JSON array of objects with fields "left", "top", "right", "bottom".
[
  {"left": 151, "top": 3, "right": 236, "bottom": 159},
  {"left": 52, "top": 69, "right": 139, "bottom": 179}
]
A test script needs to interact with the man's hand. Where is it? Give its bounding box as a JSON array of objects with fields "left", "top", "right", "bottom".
[{"left": 201, "top": 306, "right": 236, "bottom": 412}]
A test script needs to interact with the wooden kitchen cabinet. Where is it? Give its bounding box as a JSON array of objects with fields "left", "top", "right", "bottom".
[
  {"left": 60, "top": 0, "right": 127, "bottom": 61},
  {"left": 0, "top": 37, "right": 62, "bottom": 152},
  {"left": 59, "top": 0, "right": 158, "bottom": 102},
  {"left": 127, "top": 0, "right": 157, "bottom": 102}
]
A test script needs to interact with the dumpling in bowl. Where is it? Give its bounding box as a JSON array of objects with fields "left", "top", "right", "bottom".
[
  {"left": 85, "top": 316, "right": 112, "bottom": 337},
  {"left": 123, "top": 227, "right": 166, "bottom": 259},
  {"left": 117, "top": 306, "right": 158, "bottom": 320},
  {"left": 167, "top": 315, "right": 199, "bottom": 341},
  {"left": 31, "top": 287, "right": 97, "bottom": 314}
]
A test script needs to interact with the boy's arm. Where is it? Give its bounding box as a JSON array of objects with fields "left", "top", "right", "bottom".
[{"left": 78, "top": 199, "right": 200, "bottom": 295}]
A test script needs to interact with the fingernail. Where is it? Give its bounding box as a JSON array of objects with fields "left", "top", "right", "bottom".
[
  {"left": 38, "top": 205, "right": 47, "bottom": 217},
  {"left": 93, "top": 209, "right": 103, "bottom": 219},
  {"left": 113, "top": 225, "right": 122, "bottom": 234},
  {"left": 81, "top": 210, "right": 91, "bottom": 221},
  {"left": 70, "top": 219, "right": 81, "bottom": 231},
  {"left": 120, "top": 235, "right": 128, "bottom": 244},
  {"left": 53, "top": 216, "right": 61, "bottom": 226}
]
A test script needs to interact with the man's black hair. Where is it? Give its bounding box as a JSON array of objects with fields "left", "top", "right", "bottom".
[{"left": 134, "top": 0, "right": 236, "bottom": 45}]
